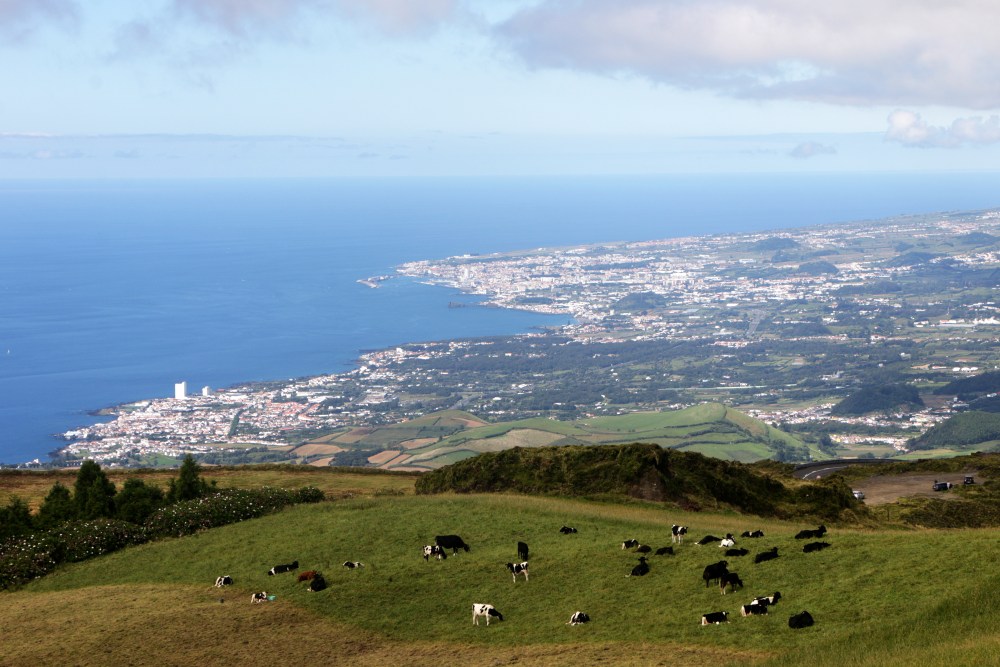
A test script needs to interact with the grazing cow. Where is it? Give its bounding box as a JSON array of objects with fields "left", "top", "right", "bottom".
[
  {"left": 506, "top": 561, "right": 529, "bottom": 582},
  {"left": 789, "top": 610, "right": 815, "bottom": 629},
  {"left": 296, "top": 570, "right": 318, "bottom": 582},
  {"left": 214, "top": 575, "right": 233, "bottom": 587},
  {"left": 754, "top": 547, "right": 779, "bottom": 564},
  {"left": 741, "top": 530, "right": 765, "bottom": 538},
  {"left": 803, "top": 541, "right": 831, "bottom": 553},
  {"left": 250, "top": 592, "right": 268, "bottom": 604},
  {"left": 655, "top": 546, "right": 675, "bottom": 556},
  {"left": 794, "top": 525, "right": 827, "bottom": 540},
  {"left": 559, "top": 526, "right": 578, "bottom": 534},
  {"left": 308, "top": 574, "right": 327, "bottom": 592},
  {"left": 702, "top": 560, "right": 729, "bottom": 588},
  {"left": 751, "top": 592, "right": 782, "bottom": 607},
  {"left": 725, "top": 548, "right": 749, "bottom": 557},
  {"left": 343, "top": 561, "right": 364, "bottom": 569},
  {"left": 472, "top": 603, "right": 503, "bottom": 626},
  {"left": 517, "top": 541, "right": 529, "bottom": 561},
  {"left": 671, "top": 525, "right": 688, "bottom": 544},
  {"left": 567, "top": 611, "right": 591, "bottom": 625},
  {"left": 423, "top": 545, "right": 447, "bottom": 561},
  {"left": 435, "top": 535, "right": 470, "bottom": 554},
  {"left": 741, "top": 604, "right": 768, "bottom": 616},
  {"left": 621, "top": 538, "right": 639, "bottom": 550},
  {"left": 697, "top": 535, "right": 722, "bottom": 546},
  {"left": 719, "top": 571, "right": 744, "bottom": 594},
  {"left": 268, "top": 560, "right": 298, "bottom": 576},
  {"left": 627, "top": 556, "right": 650, "bottom": 578},
  {"left": 701, "top": 611, "right": 729, "bottom": 625},
  {"left": 635, "top": 544, "right": 652, "bottom": 554}
]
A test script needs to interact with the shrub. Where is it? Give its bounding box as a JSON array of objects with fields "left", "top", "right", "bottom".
[
  {"left": 0, "top": 533, "right": 62, "bottom": 589},
  {"left": 55, "top": 519, "right": 148, "bottom": 563}
]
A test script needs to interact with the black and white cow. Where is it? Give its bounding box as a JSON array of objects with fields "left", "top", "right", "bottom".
[
  {"left": 567, "top": 611, "right": 591, "bottom": 625},
  {"left": 720, "top": 534, "right": 736, "bottom": 548},
  {"left": 788, "top": 610, "right": 815, "bottom": 629},
  {"left": 794, "top": 525, "right": 827, "bottom": 540},
  {"left": 517, "top": 541, "right": 529, "bottom": 561},
  {"left": 719, "top": 571, "right": 744, "bottom": 595},
  {"left": 671, "top": 525, "right": 688, "bottom": 544},
  {"left": 627, "top": 556, "right": 650, "bottom": 578},
  {"left": 621, "top": 538, "right": 639, "bottom": 550},
  {"left": 506, "top": 561, "right": 529, "bottom": 582},
  {"left": 725, "top": 548, "right": 749, "bottom": 557},
  {"left": 803, "top": 541, "right": 831, "bottom": 553},
  {"left": 741, "top": 604, "right": 768, "bottom": 616},
  {"left": 250, "top": 592, "right": 269, "bottom": 604},
  {"left": 697, "top": 535, "right": 723, "bottom": 546},
  {"left": 268, "top": 560, "right": 298, "bottom": 576},
  {"left": 472, "top": 603, "right": 504, "bottom": 626},
  {"left": 423, "top": 545, "right": 447, "bottom": 561},
  {"left": 702, "top": 560, "right": 729, "bottom": 587},
  {"left": 308, "top": 574, "right": 327, "bottom": 592},
  {"left": 754, "top": 547, "right": 779, "bottom": 564},
  {"left": 435, "top": 534, "right": 470, "bottom": 554},
  {"left": 214, "top": 575, "right": 233, "bottom": 587},
  {"left": 751, "top": 592, "right": 782, "bottom": 607},
  {"left": 343, "top": 561, "right": 364, "bottom": 569},
  {"left": 559, "top": 526, "right": 578, "bottom": 534},
  {"left": 741, "top": 530, "right": 765, "bottom": 538},
  {"left": 701, "top": 611, "right": 729, "bottom": 625},
  {"left": 655, "top": 546, "right": 675, "bottom": 556}
]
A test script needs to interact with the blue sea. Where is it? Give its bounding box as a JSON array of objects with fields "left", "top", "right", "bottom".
[{"left": 2, "top": 173, "right": 999, "bottom": 464}]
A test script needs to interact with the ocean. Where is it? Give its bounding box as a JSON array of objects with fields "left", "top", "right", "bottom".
[{"left": 2, "top": 173, "right": 999, "bottom": 464}]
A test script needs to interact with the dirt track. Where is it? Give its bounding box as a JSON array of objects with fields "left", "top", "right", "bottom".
[{"left": 852, "top": 471, "right": 978, "bottom": 505}]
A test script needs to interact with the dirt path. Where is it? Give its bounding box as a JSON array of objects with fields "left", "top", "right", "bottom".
[{"left": 852, "top": 471, "right": 978, "bottom": 505}]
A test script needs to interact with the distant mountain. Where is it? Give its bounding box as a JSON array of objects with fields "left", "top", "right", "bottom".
[
  {"left": 831, "top": 384, "right": 924, "bottom": 416},
  {"left": 933, "top": 371, "right": 1000, "bottom": 397},
  {"left": 796, "top": 260, "right": 839, "bottom": 275},
  {"left": 909, "top": 411, "right": 1000, "bottom": 451}
]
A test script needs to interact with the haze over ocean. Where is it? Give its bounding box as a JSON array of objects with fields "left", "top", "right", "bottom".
[{"left": 2, "top": 173, "right": 998, "bottom": 464}]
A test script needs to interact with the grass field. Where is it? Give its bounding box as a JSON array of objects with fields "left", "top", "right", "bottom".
[{"left": 4, "top": 490, "right": 997, "bottom": 666}]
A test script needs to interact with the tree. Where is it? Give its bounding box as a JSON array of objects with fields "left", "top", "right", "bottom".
[
  {"left": 73, "top": 460, "right": 116, "bottom": 520},
  {"left": 36, "top": 481, "right": 76, "bottom": 529},
  {"left": 166, "top": 455, "right": 213, "bottom": 503},
  {"left": 114, "top": 478, "right": 165, "bottom": 524},
  {"left": 0, "top": 496, "right": 33, "bottom": 541}
]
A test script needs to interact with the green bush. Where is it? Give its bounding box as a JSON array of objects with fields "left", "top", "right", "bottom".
[{"left": 0, "top": 533, "right": 62, "bottom": 589}]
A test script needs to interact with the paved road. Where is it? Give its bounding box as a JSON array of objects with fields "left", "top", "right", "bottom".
[{"left": 793, "top": 458, "right": 892, "bottom": 480}]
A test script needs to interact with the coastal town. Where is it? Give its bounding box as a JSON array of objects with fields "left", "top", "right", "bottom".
[{"left": 56, "top": 209, "right": 1000, "bottom": 467}]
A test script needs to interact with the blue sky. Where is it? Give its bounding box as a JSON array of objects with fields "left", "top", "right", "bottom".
[{"left": 2, "top": 0, "right": 999, "bottom": 177}]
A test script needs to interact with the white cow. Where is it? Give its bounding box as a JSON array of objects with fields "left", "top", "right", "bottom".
[{"left": 473, "top": 603, "right": 504, "bottom": 626}]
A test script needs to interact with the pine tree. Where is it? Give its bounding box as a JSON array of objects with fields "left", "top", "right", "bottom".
[
  {"left": 73, "top": 460, "right": 117, "bottom": 520},
  {"left": 114, "top": 478, "right": 164, "bottom": 524},
  {"left": 167, "top": 455, "right": 212, "bottom": 503},
  {"left": 36, "top": 481, "right": 76, "bottom": 529},
  {"left": 0, "top": 496, "right": 33, "bottom": 540}
]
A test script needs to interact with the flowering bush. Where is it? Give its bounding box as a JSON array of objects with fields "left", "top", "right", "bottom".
[
  {"left": 0, "top": 533, "right": 62, "bottom": 589},
  {"left": 57, "top": 519, "right": 148, "bottom": 563}
]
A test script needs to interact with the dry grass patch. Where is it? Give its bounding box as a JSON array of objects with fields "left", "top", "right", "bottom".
[{"left": 291, "top": 443, "right": 346, "bottom": 456}]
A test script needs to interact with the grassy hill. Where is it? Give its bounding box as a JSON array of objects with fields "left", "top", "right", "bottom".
[
  {"left": 908, "top": 411, "right": 1000, "bottom": 452},
  {"left": 3, "top": 490, "right": 997, "bottom": 667},
  {"left": 309, "top": 404, "right": 816, "bottom": 471}
]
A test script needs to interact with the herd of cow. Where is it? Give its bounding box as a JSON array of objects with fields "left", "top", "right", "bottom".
[{"left": 215, "top": 522, "right": 826, "bottom": 631}]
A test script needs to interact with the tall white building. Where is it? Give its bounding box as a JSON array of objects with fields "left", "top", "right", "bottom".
[
  {"left": 174, "top": 381, "right": 187, "bottom": 399},
  {"left": 201, "top": 386, "right": 211, "bottom": 397}
]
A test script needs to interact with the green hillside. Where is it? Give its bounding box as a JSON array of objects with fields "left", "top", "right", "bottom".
[
  {"left": 4, "top": 491, "right": 997, "bottom": 667},
  {"left": 329, "top": 403, "right": 816, "bottom": 471},
  {"left": 908, "top": 411, "right": 1000, "bottom": 451}
]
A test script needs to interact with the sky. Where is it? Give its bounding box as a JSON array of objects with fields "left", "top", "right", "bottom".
[{"left": 2, "top": 0, "right": 1000, "bottom": 177}]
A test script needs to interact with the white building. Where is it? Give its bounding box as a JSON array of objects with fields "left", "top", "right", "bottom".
[
  {"left": 174, "top": 381, "right": 187, "bottom": 399},
  {"left": 201, "top": 386, "right": 211, "bottom": 397}
]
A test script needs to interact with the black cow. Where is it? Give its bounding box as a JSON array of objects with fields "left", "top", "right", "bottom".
[
  {"left": 702, "top": 560, "right": 729, "bottom": 587},
  {"left": 741, "top": 530, "right": 765, "bottom": 538},
  {"left": 621, "top": 538, "right": 639, "bottom": 550},
  {"left": 214, "top": 575, "right": 233, "bottom": 587},
  {"left": 559, "top": 526, "right": 578, "bottom": 534},
  {"left": 671, "top": 525, "right": 688, "bottom": 544},
  {"left": 636, "top": 544, "right": 652, "bottom": 554},
  {"left": 506, "top": 561, "right": 529, "bottom": 582},
  {"left": 701, "top": 611, "right": 729, "bottom": 625},
  {"left": 803, "top": 541, "right": 831, "bottom": 553},
  {"left": 654, "top": 546, "right": 675, "bottom": 556},
  {"left": 435, "top": 535, "right": 470, "bottom": 554},
  {"left": 795, "top": 525, "right": 827, "bottom": 540},
  {"left": 268, "top": 560, "right": 298, "bottom": 576},
  {"left": 751, "top": 592, "right": 782, "bottom": 607},
  {"left": 697, "top": 535, "right": 723, "bottom": 546},
  {"left": 627, "top": 556, "right": 650, "bottom": 578},
  {"left": 725, "top": 548, "right": 749, "bottom": 557},
  {"left": 741, "top": 604, "right": 768, "bottom": 616},
  {"left": 308, "top": 574, "right": 327, "bottom": 592},
  {"left": 754, "top": 547, "right": 779, "bottom": 564},
  {"left": 789, "top": 610, "right": 815, "bottom": 629},
  {"left": 719, "top": 571, "right": 744, "bottom": 595},
  {"left": 567, "top": 611, "right": 591, "bottom": 625},
  {"left": 517, "top": 541, "right": 529, "bottom": 561}
]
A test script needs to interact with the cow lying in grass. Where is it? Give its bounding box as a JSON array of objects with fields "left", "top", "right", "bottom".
[
  {"left": 741, "top": 529, "right": 765, "bottom": 538},
  {"left": 795, "top": 525, "right": 827, "bottom": 540},
  {"left": 803, "top": 541, "right": 831, "bottom": 553},
  {"left": 754, "top": 547, "right": 779, "bottom": 564},
  {"left": 297, "top": 570, "right": 318, "bottom": 582},
  {"left": 567, "top": 611, "right": 590, "bottom": 625},
  {"left": 250, "top": 592, "right": 269, "bottom": 604},
  {"left": 308, "top": 574, "right": 327, "bottom": 592},
  {"left": 627, "top": 556, "right": 650, "bottom": 578},
  {"left": 789, "top": 610, "right": 815, "bottom": 629},
  {"left": 473, "top": 603, "right": 503, "bottom": 626},
  {"left": 343, "top": 561, "right": 364, "bottom": 570},
  {"left": 559, "top": 526, "right": 578, "bottom": 534},
  {"left": 268, "top": 561, "right": 298, "bottom": 576},
  {"left": 423, "top": 545, "right": 447, "bottom": 561},
  {"left": 701, "top": 611, "right": 729, "bottom": 625},
  {"left": 214, "top": 575, "right": 233, "bottom": 587},
  {"left": 741, "top": 604, "right": 768, "bottom": 616}
]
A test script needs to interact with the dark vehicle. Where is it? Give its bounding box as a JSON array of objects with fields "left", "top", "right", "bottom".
[{"left": 964, "top": 476, "right": 975, "bottom": 485}]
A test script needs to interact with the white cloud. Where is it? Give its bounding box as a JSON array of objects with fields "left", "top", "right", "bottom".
[
  {"left": 495, "top": 0, "right": 1000, "bottom": 109},
  {"left": 886, "top": 110, "right": 1000, "bottom": 148},
  {"left": 789, "top": 141, "right": 836, "bottom": 159}
]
